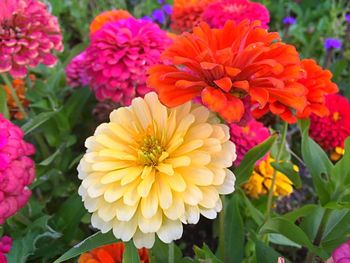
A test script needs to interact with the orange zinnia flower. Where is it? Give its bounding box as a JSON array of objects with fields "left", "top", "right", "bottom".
[
  {"left": 296, "top": 59, "right": 338, "bottom": 118},
  {"left": 3, "top": 78, "right": 30, "bottom": 120},
  {"left": 89, "top": 10, "right": 133, "bottom": 34},
  {"left": 78, "top": 242, "right": 149, "bottom": 263},
  {"left": 148, "top": 20, "right": 307, "bottom": 123},
  {"left": 170, "top": 0, "right": 213, "bottom": 33}
]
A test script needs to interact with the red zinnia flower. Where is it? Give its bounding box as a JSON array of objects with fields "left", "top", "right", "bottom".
[
  {"left": 148, "top": 20, "right": 307, "bottom": 123},
  {"left": 78, "top": 242, "right": 149, "bottom": 263},
  {"left": 310, "top": 94, "right": 350, "bottom": 152}
]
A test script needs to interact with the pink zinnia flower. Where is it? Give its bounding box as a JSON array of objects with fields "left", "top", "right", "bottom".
[
  {"left": 65, "top": 51, "right": 89, "bottom": 88},
  {"left": 0, "top": 236, "right": 12, "bottom": 263},
  {"left": 0, "top": 114, "right": 35, "bottom": 224},
  {"left": 310, "top": 94, "right": 350, "bottom": 152},
  {"left": 0, "top": 0, "right": 63, "bottom": 78},
  {"left": 201, "top": 0, "right": 270, "bottom": 29},
  {"left": 330, "top": 239, "right": 350, "bottom": 263},
  {"left": 230, "top": 119, "right": 270, "bottom": 166},
  {"left": 84, "top": 18, "right": 172, "bottom": 105}
]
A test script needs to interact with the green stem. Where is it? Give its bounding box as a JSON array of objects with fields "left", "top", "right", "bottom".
[
  {"left": 218, "top": 196, "right": 225, "bottom": 260},
  {"left": 168, "top": 242, "right": 174, "bottom": 263},
  {"left": 1, "top": 74, "right": 28, "bottom": 119},
  {"left": 304, "top": 209, "right": 332, "bottom": 263},
  {"left": 265, "top": 121, "right": 288, "bottom": 220}
]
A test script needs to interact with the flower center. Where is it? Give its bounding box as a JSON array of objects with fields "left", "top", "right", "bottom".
[
  {"left": 332, "top": 112, "right": 341, "bottom": 122},
  {"left": 138, "top": 135, "right": 164, "bottom": 166}
]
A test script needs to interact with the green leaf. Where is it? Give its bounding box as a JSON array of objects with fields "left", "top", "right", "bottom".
[
  {"left": 269, "top": 234, "right": 301, "bottom": 248},
  {"left": 151, "top": 237, "right": 183, "bottom": 263},
  {"left": 259, "top": 217, "right": 317, "bottom": 252},
  {"left": 224, "top": 194, "right": 244, "bottom": 263},
  {"left": 0, "top": 87, "right": 9, "bottom": 119},
  {"left": 53, "top": 232, "right": 119, "bottom": 263},
  {"left": 331, "top": 138, "right": 350, "bottom": 192},
  {"left": 123, "top": 241, "right": 140, "bottom": 263},
  {"left": 235, "top": 135, "right": 277, "bottom": 185},
  {"left": 270, "top": 162, "right": 302, "bottom": 189},
  {"left": 283, "top": 204, "right": 319, "bottom": 222},
  {"left": 299, "top": 119, "right": 333, "bottom": 205},
  {"left": 254, "top": 239, "right": 287, "bottom": 263},
  {"left": 194, "top": 244, "right": 223, "bottom": 263},
  {"left": 22, "top": 110, "right": 60, "bottom": 135},
  {"left": 62, "top": 87, "right": 91, "bottom": 125}
]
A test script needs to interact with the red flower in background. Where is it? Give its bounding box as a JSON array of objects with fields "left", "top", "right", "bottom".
[
  {"left": 148, "top": 20, "right": 307, "bottom": 124},
  {"left": 89, "top": 10, "right": 133, "bottom": 35}
]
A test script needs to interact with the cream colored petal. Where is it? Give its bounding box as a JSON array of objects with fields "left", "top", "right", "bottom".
[
  {"left": 181, "top": 167, "right": 214, "bottom": 186},
  {"left": 173, "top": 114, "right": 195, "bottom": 139},
  {"left": 92, "top": 161, "right": 131, "bottom": 172},
  {"left": 107, "top": 122, "right": 135, "bottom": 144},
  {"left": 218, "top": 169, "right": 236, "bottom": 195},
  {"left": 133, "top": 230, "right": 155, "bottom": 249},
  {"left": 200, "top": 208, "right": 217, "bottom": 219},
  {"left": 185, "top": 123, "right": 213, "bottom": 141},
  {"left": 165, "top": 173, "right": 186, "bottom": 192},
  {"left": 210, "top": 166, "right": 226, "bottom": 186},
  {"left": 157, "top": 175, "right": 173, "bottom": 209},
  {"left": 83, "top": 195, "right": 102, "bottom": 213},
  {"left": 95, "top": 134, "right": 131, "bottom": 152},
  {"left": 157, "top": 218, "right": 183, "bottom": 244},
  {"left": 104, "top": 184, "right": 126, "bottom": 203},
  {"left": 91, "top": 213, "right": 113, "bottom": 233},
  {"left": 123, "top": 179, "right": 142, "bottom": 206},
  {"left": 87, "top": 183, "right": 107, "bottom": 198},
  {"left": 166, "top": 135, "right": 184, "bottom": 154},
  {"left": 173, "top": 139, "right": 204, "bottom": 156},
  {"left": 156, "top": 163, "right": 174, "bottom": 176},
  {"left": 120, "top": 166, "right": 144, "bottom": 185},
  {"left": 211, "top": 124, "right": 230, "bottom": 142},
  {"left": 211, "top": 141, "right": 236, "bottom": 167},
  {"left": 198, "top": 186, "right": 219, "bottom": 209},
  {"left": 145, "top": 92, "right": 168, "bottom": 133},
  {"left": 163, "top": 193, "right": 185, "bottom": 220},
  {"left": 190, "top": 106, "right": 210, "bottom": 123},
  {"left": 137, "top": 168, "right": 155, "bottom": 197},
  {"left": 140, "top": 184, "right": 158, "bottom": 218},
  {"left": 187, "top": 151, "right": 211, "bottom": 166},
  {"left": 165, "top": 110, "right": 177, "bottom": 144},
  {"left": 101, "top": 166, "right": 142, "bottom": 184},
  {"left": 182, "top": 183, "right": 203, "bottom": 206},
  {"left": 201, "top": 138, "right": 222, "bottom": 153},
  {"left": 97, "top": 203, "right": 116, "bottom": 222},
  {"left": 173, "top": 102, "right": 192, "bottom": 123},
  {"left": 131, "top": 97, "right": 153, "bottom": 130},
  {"left": 185, "top": 205, "right": 200, "bottom": 224},
  {"left": 99, "top": 149, "right": 137, "bottom": 161},
  {"left": 113, "top": 217, "right": 138, "bottom": 241},
  {"left": 138, "top": 208, "right": 162, "bottom": 233},
  {"left": 116, "top": 200, "right": 139, "bottom": 221},
  {"left": 165, "top": 156, "right": 191, "bottom": 168}
]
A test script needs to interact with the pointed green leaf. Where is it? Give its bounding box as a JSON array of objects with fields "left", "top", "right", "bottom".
[{"left": 123, "top": 241, "right": 140, "bottom": 263}]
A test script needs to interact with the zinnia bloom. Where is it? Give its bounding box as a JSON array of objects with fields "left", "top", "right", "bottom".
[
  {"left": 89, "top": 10, "right": 132, "bottom": 35},
  {"left": 78, "top": 242, "right": 149, "bottom": 263},
  {"left": 85, "top": 18, "right": 172, "bottom": 105},
  {"left": 201, "top": 0, "right": 270, "bottom": 29},
  {"left": 170, "top": 0, "right": 213, "bottom": 33},
  {"left": 310, "top": 94, "right": 350, "bottom": 152},
  {"left": 329, "top": 239, "right": 350, "bottom": 263},
  {"left": 0, "top": 114, "right": 35, "bottom": 223},
  {"left": 65, "top": 51, "right": 89, "bottom": 88},
  {"left": 0, "top": 0, "right": 63, "bottom": 78},
  {"left": 78, "top": 92, "right": 236, "bottom": 248},
  {"left": 0, "top": 236, "right": 11, "bottom": 263},
  {"left": 296, "top": 59, "right": 338, "bottom": 118},
  {"left": 243, "top": 155, "right": 295, "bottom": 198},
  {"left": 148, "top": 20, "right": 307, "bottom": 124},
  {"left": 230, "top": 119, "right": 270, "bottom": 166},
  {"left": 3, "top": 78, "right": 30, "bottom": 120}
]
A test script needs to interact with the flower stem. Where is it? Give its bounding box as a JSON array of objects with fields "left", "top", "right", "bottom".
[
  {"left": 1, "top": 73, "right": 28, "bottom": 119},
  {"left": 217, "top": 196, "right": 225, "bottom": 260},
  {"left": 265, "top": 121, "right": 288, "bottom": 220},
  {"left": 168, "top": 242, "right": 174, "bottom": 263},
  {"left": 304, "top": 208, "right": 332, "bottom": 263}
]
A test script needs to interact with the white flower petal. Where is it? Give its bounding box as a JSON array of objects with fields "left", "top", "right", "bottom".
[{"left": 157, "top": 219, "right": 183, "bottom": 244}]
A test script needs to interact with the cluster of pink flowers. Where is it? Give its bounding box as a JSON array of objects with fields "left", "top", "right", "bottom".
[
  {"left": 0, "top": 236, "right": 11, "bottom": 263},
  {"left": 0, "top": 114, "right": 35, "bottom": 224},
  {"left": 202, "top": 0, "right": 270, "bottom": 29},
  {"left": 230, "top": 119, "right": 270, "bottom": 166},
  {"left": 0, "top": 0, "right": 63, "bottom": 78},
  {"left": 84, "top": 18, "right": 172, "bottom": 105}
]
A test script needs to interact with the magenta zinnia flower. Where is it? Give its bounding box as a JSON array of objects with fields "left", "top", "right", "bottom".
[
  {"left": 84, "top": 17, "right": 172, "bottom": 105},
  {"left": 65, "top": 51, "right": 89, "bottom": 88},
  {"left": 0, "top": 236, "right": 11, "bottom": 263},
  {"left": 331, "top": 239, "right": 350, "bottom": 263},
  {"left": 0, "top": 114, "right": 35, "bottom": 224},
  {"left": 0, "top": 0, "right": 63, "bottom": 78},
  {"left": 230, "top": 119, "right": 270, "bottom": 166},
  {"left": 201, "top": 0, "right": 270, "bottom": 29}
]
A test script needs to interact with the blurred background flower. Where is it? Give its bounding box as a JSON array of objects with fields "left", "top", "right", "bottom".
[
  {"left": 0, "top": 236, "right": 11, "bottom": 263},
  {"left": 65, "top": 51, "right": 89, "bottom": 88}
]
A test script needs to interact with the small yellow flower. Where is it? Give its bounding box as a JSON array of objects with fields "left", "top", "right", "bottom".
[
  {"left": 330, "top": 146, "right": 345, "bottom": 162},
  {"left": 243, "top": 155, "right": 294, "bottom": 199},
  {"left": 78, "top": 92, "right": 236, "bottom": 248}
]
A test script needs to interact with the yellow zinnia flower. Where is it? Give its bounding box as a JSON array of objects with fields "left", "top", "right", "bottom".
[
  {"left": 243, "top": 155, "right": 294, "bottom": 199},
  {"left": 78, "top": 92, "right": 236, "bottom": 248}
]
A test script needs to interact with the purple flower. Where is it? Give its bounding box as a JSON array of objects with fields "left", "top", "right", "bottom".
[
  {"left": 346, "top": 14, "right": 350, "bottom": 24},
  {"left": 331, "top": 239, "right": 350, "bottom": 262},
  {"left": 152, "top": 9, "right": 166, "bottom": 24},
  {"left": 283, "top": 16, "right": 296, "bottom": 25},
  {"left": 324, "top": 38, "right": 342, "bottom": 50},
  {"left": 163, "top": 4, "right": 172, "bottom": 15}
]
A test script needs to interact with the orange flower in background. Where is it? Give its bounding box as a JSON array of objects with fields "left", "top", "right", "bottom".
[
  {"left": 78, "top": 242, "right": 149, "bottom": 263},
  {"left": 170, "top": 0, "right": 213, "bottom": 33},
  {"left": 89, "top": 10, "right": 133, "bottom": 34},
  {"left": 148, "top": 20, "right": 307, "bottom": 124},
  {"left": 3, "top": 78, "right": 31, "bottom": 120},
  {"left": 296, "top": 59, "right": 338, "bottom": 118}
]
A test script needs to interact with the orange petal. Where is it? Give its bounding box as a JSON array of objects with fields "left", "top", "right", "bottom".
[
  {"left": 214, "top": 77, "right": 232, "bottom": 92},
  {"left": 218, "top": 95, "right": 245, "bottom": 123},
  {"left": 201, "top": 87, "right": 227, "bottom": 112}
]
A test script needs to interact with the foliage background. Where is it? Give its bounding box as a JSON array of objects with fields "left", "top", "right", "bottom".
[{"left": 3, "top": 0, "right": 350, "bottom": 262}]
